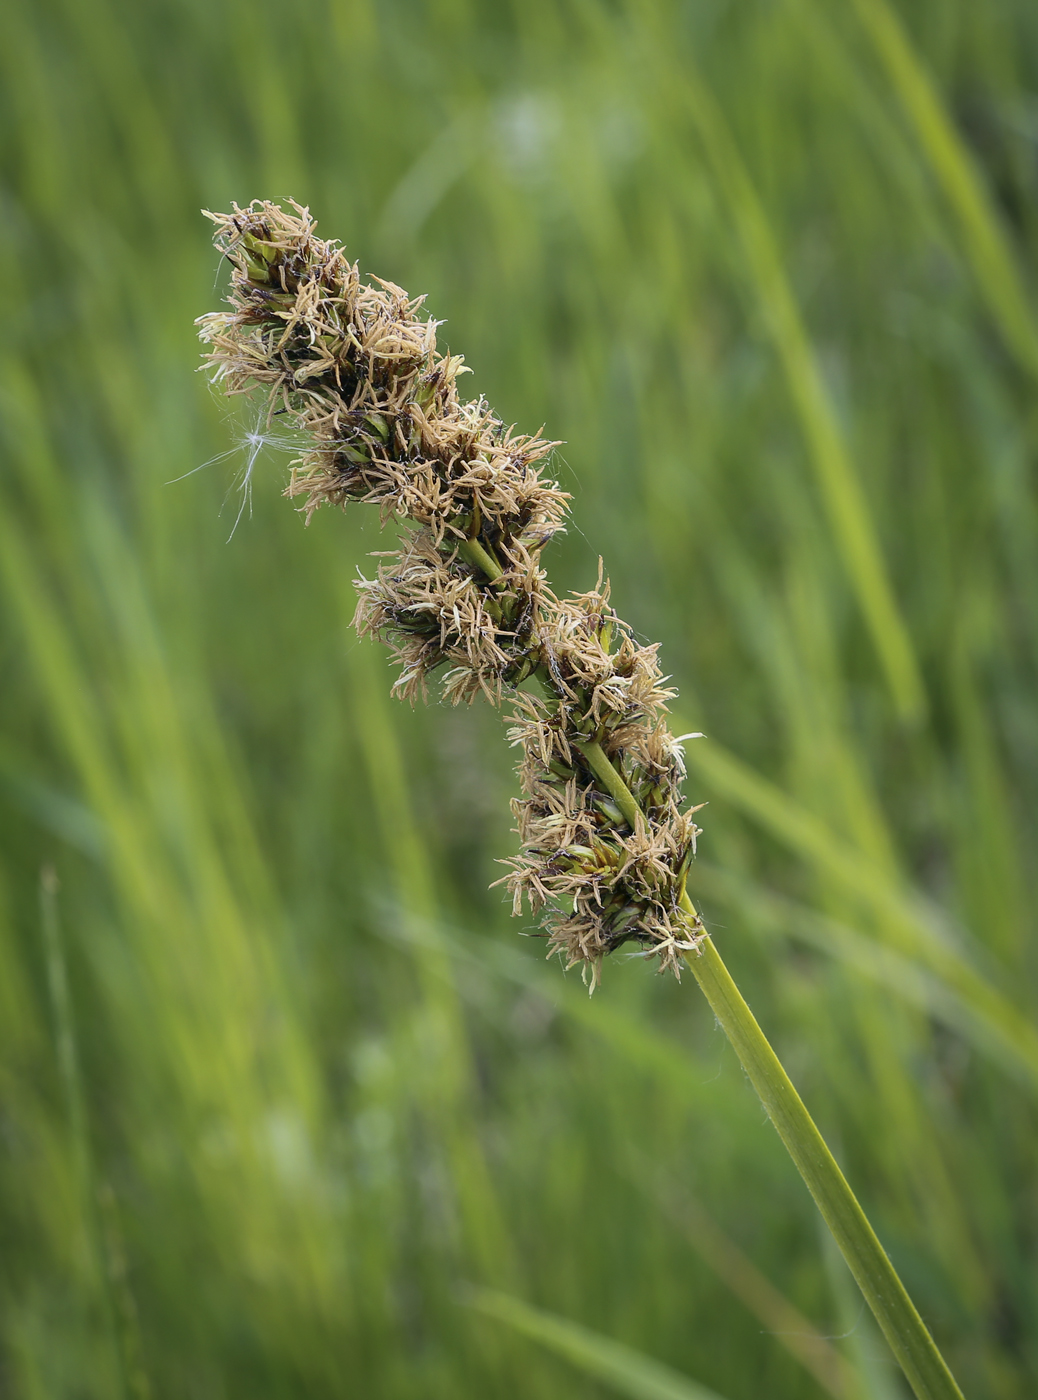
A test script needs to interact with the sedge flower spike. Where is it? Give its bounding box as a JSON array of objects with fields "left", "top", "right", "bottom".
[
  {"left": 196, "top": 203, "right": 969, "bottom": 1400},
  {"left": 197, "top": 199, "right": 705, "bottom": 986}
]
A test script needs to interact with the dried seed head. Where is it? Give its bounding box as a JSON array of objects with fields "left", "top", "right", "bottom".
[{"left": 199, "top": 199, "right": 705, "bottom": 985}]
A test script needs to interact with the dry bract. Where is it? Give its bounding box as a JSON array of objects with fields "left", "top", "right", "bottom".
[{"left": 199, "top": 199, "right": 705, "bottom": 985}]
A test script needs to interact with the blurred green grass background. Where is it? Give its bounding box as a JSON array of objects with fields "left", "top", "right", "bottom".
[{"left": 2, "top": 0, "right": 1037, "bottom": 1395}]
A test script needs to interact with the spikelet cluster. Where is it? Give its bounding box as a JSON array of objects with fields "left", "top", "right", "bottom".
[{"left": 198, "top": 200, "right": 704, "bottom": 984}]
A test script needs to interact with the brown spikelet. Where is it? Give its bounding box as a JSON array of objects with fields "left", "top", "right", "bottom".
[{"left": 198, "top": 199, "right": 706, "bottom": 985}]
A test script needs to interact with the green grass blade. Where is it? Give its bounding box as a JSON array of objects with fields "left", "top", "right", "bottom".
[
  {"left": 697, "top": 865, "right": 1037, "bottom": 1091},
  {"left": 850, "top": 0, "right": 1038, "bottom": 379},
  {"left": 682, "top": 737, "right": 1038, "bottom": 1089},
  {"left": 670, "top": 64, "right": 926, "bottom": 722},
  {"left": 466, "top": 1288, "right": 731, "bottom": 1400}
]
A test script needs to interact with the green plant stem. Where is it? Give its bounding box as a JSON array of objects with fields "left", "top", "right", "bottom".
[
  {"left": 679, "top": 927, "right": 963, "bottom": 1400},
  {"left": 470, "top": 545, "right": 962, "bottom": 1398},
  {"left": 590, "top": 731, "right": 962, "bottom": 1398}
]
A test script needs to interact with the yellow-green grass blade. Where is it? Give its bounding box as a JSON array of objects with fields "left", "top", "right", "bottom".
[
  {"left": 697, "top": 864, "right": 1035, "bottom": 1091},
  {"left": 660, "top": 59, "right": 926, "bottom": 722},
  {"left": 347, "top": 638, "right": 517, "bottom": 1288},
  {"left": 850, "top": 0, "right": 1038, "bottom": 380},
  {"left": 681, "top": 736, "right": 1038, "bottom": 1088},
  {"left": 466, "top": 1288, "right": 731, "bottom": 1400}
]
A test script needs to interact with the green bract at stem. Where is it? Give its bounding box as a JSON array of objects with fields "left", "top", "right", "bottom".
[{"left": 457, "top": 536, "right": 505, "bottom": 584}]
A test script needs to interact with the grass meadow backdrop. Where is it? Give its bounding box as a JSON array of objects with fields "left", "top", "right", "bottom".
[{"left": 2, "top": 0, "right": 1037, "bottom": 1396}]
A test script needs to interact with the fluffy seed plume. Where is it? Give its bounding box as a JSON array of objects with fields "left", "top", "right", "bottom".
[{"left": 198, "top": 199, "right": 705, "bottom": 985}]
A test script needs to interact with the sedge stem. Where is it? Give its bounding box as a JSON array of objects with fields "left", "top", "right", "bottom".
[
  {"left": 470, "top": 543, "right": 964, "bottom": 1400},
  {"left": 680, "top": 923, "right": 964, "bottom": 1400}
]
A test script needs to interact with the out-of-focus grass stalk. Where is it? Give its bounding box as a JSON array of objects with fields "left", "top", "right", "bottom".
[
  {"left": 40, "top": 869, "right": 132, "bottom": 1400},
  {"left": 467, "top": 1287, "right": 730, "bottom": 1400},
  {"left": 348, "top": 639, "right": 515, "bottom": 1283},
  {"left": 849, "top": 0, "right": 1038, "bottom": 380},
  {"left": 668, "top": 57, "right": 927, "bottom": 723},
  {"left": 681, "top": 738, "right": 1038, "bottom": 1091},
  {"left": 652, "top": 1182, "right": 858, "bottom": 1400}
]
